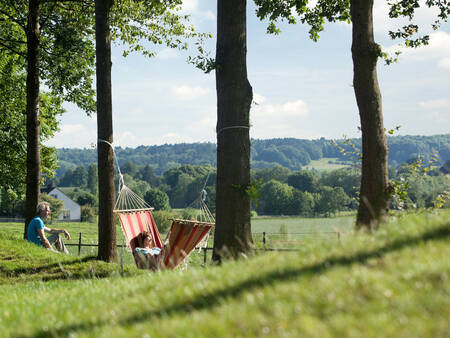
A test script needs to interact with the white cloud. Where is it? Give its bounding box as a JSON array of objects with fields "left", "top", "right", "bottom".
[
  {"left": 253, "top": 92, "right": 267, "bottom": 105},
  {"left": 201, "top": 10, "right": 215, "bottom": 21},
  {"left": 419, "top": 98, "right": 450, "bottom": 109},
  {"left": 254, "top": 99, "right": 309, "bottom": 118},
  {"left": 384, "top": 31, "right": 450, "bottom": 62},
  {"left": 438, "top": 57, "right": 450, "bottom": 70},
  {"left": 172, "top": 85, "right": 210, "bottom": 101},
  {"left": 250, "top": 98, "right": 311, "bottom": 139},
  {"left": 180, "top": 0, "right": 198, "bottom": 12},
  {"left": 46, "top": 124, "right": 97, "bottom": 148},
  {"left": 179, "top": 0, "right": 215, "bottom": 21}
]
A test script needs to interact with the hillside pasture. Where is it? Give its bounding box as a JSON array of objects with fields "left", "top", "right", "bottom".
[
  {"left": 0, "top": 211, "right": 448, "bottom": 337},
  {"left": 303, "top": 157, "right": 352, "bottom": 171}
]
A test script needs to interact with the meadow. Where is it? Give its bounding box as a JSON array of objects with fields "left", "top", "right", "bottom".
[
  {"left": 2, "top": 214, "right": 355, "bottom": 265},
  {"left": 303, "top": 157, "right": 352, "bottom": 171},
  {"left": 0, "top": 210, "right": 448, "bottom": 337}
]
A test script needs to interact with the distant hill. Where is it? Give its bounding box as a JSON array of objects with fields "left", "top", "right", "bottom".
[{"left": 56, "top": 134, "right": 450, "bottom": 176}]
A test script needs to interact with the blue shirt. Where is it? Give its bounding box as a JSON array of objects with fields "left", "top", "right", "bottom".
[{"left": 27, "top": 216, "right": 45, "bottom": 246}]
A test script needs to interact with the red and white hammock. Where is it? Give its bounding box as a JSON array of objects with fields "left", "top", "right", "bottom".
[{"left": 114, "top": 179, "right": 214, "bottom": 270}]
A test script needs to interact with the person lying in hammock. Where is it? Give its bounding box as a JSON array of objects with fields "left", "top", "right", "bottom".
[{"left": 133, "top": 231, "right": 163, "bottom": 270}]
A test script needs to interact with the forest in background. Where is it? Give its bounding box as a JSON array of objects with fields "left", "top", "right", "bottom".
[
  {"left": 2, "top": 134, "right": 448, "bottom": 219},
  {"left": 2, "top": 133, "right": 440, "bottom": 221},
  {"left": 56, "top": 134, "right": 450, "bottom": 176}
]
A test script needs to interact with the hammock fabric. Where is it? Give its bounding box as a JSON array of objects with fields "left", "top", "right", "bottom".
[
  {"left": 114, "top": 184, "right": 214, "bottom": 270},
  {"left": 164, "top": 219, "right": 214, "bottom": 269}
]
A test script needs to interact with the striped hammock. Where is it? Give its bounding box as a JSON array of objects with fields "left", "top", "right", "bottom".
[{"left": 114, "top": 182, "right": 214, "bottom": 270}]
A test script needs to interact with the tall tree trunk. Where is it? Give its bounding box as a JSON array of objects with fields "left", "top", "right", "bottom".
[
  {"left": 213, "top": 0, "right": 253, "bottom": 263},
  {"left": 95, "top": 0, "right": 116, "bottom": 261},
  {"left": 24, "top": 0, "right": 41, "bottom": 238},
  {"left": 351, "top": 0, "right": 389, "bottom": 228}
]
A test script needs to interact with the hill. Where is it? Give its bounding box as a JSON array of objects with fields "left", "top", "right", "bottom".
[
  {"left": 1, "top": 210, "right": 449, "bottom": 337},
  {"left": 56, "top": 134, "right": 450, "bottom": 175}
]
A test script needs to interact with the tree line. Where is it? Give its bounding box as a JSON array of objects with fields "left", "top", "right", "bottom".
[
  {"left": 3, "top": 160, "right": 447, "bottom": 220},
  {"left": 55, "top": 134, "right": 450, "bottom": 176}
]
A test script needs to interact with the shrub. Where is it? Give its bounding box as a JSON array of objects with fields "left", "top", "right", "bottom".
[
  {"left": 81, "top": 205, "right": 96, "bottom": 223},
  {"left": 181, "top": 208, "right": 198, "bottom": 220},
  {"left": 152, "top": 210, "right": 173, "bottom": 233}
]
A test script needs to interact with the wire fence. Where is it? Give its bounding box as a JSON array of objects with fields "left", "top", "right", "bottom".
[{"left": 65, "top": 230, "right": 343, "bottom": 265}]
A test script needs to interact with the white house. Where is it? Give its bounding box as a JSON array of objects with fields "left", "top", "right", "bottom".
[{"left": 44, "top": 187, "right": 81, "bottom": 221}]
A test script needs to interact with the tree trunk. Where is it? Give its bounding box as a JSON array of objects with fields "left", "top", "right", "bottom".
[
  {"left": 351, "top": 0, "right": 389, "bottom": 228},
  {"left": 24, "top": 0, "right": 41, "bottom": 238},
  {"left": 213, "top": 0, "right": 253, "bottom": 263},
  {"left": 95, "top": 0, "right": 116, "bottom": 262}
]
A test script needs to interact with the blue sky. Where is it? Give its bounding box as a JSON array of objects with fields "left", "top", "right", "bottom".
[{"left": 46, "top": 0, "right": 450, "bottom": 149}]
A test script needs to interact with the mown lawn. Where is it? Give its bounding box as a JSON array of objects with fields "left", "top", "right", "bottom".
[{"left": 0, "top": 210, "right": 448, "bottom": 337}]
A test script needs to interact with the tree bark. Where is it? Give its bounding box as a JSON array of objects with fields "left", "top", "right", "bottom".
[
  {"left": 24, "top": 0, "right": 41, "bottom": 238},
  {"left": 351, "top": 0, "right": 389, "bottom": 228},
  {"left": 95, "top": 0, "right": 116, "bottom": 261},
  {"left": 213, "top": 0, "right": 253, "bottom": 263}
]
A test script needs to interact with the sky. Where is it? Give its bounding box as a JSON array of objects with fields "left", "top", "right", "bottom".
[{"left": 45, "top": 0, "right": 450, "bottom": 149}]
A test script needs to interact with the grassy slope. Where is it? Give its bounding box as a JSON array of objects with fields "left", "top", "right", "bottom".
[{"left": 0, "top": 210, "right": 449, "bottom": 337}]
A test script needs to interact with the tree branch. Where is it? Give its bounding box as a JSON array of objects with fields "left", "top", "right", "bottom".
[
  {"left": 0, "top": 40, "right": 26, "bottom": 58},
  {"left": 0, "top": 8, "right": 26, "bottom": 30}
]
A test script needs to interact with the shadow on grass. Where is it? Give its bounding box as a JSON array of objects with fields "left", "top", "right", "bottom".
[
  {"left": 0, "top": 256, "right": 109, "bottom": 281},
  {"left": 21, "top": 223, "right": 450, "bottom": 338}
]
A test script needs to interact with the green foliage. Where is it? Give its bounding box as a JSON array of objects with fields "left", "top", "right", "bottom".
[
  {"left": 315, "top": 186, "right": 351, "bottom": 216},
  {"left": 180, "top": 208, "right": 197, "bottom": 220},
  {"left": 187, "top": 33, "right": 216, "bottom": 73},
  {"left": 254, "top": 0, "right": 350, "bottom": 40},
  {"left": 81, "top": 205, "right": 96, "bottom": 223},
  {"left": 390, "top": 155, "right": 450, "bottom": 211},
  {"left": 319, "top": 168, "right": 360, "bottom": 198},
  {"left": 87, "top": 164, "right": 98, "bottom": 196},
  {"left": 257, "top": 180, "right": 295, "bottom": 215},
  {"left": 0, "top": 54, "right": 61, "bottom": 197},
  {"left": 144, "top": 188, "right": 170, "bottom": 210},
  {"left": 287, "top": 170, "right": 319, "bottom": 192},
  {"left": 110, "top": 0, "right": 208, "bottom": 58},
  {"left": 252, "top": 164, "right": 291, "bottom": 183},
  {"left": 333, "top": 136, "right": 362, "bottom": 167},
  {"left": 152, "top": 210, "right": 173, "bottom": 233},
  {"left": 387, "top": 0, "right": 449, "bottom": 51}
]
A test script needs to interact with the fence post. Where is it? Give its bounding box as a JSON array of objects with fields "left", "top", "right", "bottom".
[
  {"left": 203, "top": 248, "right": 207, "bottom": 265},
  {"left": 78, "top": 232, "right": 82, "bottom": 256},
  {"left": 263, "top": 232, "right": 266, "bottom": 249}
]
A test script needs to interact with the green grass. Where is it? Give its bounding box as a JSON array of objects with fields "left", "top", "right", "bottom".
[
  {"left": 2, "top": 214, "right": 354, "bottom": 260},
  {"left": 303, "top": 157, "right": 352, "bottom": 171},
  {"left": 0, "top": 210, "right": 448, "bottom": 337}
]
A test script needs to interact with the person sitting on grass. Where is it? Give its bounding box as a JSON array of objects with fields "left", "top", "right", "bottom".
[
  {"left": 133, "top": 231, "right": 163, "bottom": 270},
  {"left": 26, "top": 202, "right": 71, "bottom": 254}
]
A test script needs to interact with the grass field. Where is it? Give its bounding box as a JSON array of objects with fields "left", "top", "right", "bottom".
[
  {"left": 0, "top": 210, "right": 448, "bottom": 337},
  {"left": 303, "top": 157, "right": 352, "bottom": 171},
  {"left": 2, "top": 214, "right": 355, "bottom": 262}
]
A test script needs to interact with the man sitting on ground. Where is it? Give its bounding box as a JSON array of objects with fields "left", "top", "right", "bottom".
[{"left": 26, "top": 202, "right": 71, "bottom": 254}]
